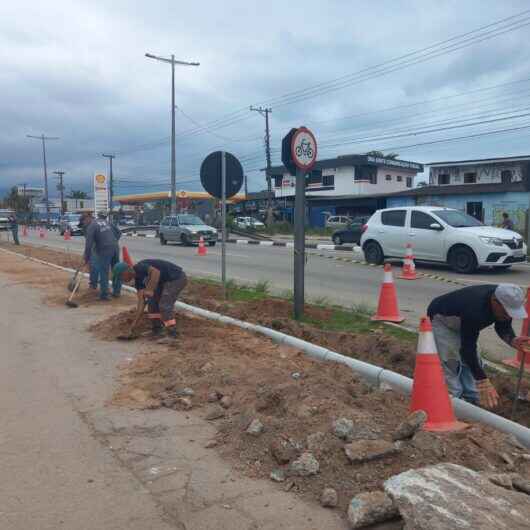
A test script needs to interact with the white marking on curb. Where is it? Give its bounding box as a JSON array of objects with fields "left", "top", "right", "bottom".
[
  {"left": 259, "top": 241, "right": 274, "bottom": 246},
  {"left": 285, "top": 242, "right": 294, "bottom": 248},
  {"left": 236, "top": 239, "right": 249, "bottom": 244},
  {"left": 316, "top": 244, "right": 336, "bottom": 250}
]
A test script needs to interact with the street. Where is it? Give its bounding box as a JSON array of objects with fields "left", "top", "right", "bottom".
[{"left": 14, "top": 229, "right": 530, "bottom": 362}]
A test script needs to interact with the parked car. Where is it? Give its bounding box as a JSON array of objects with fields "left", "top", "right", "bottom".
[
  {"left": 331, "top": 216, "right": 369, "bottom": 245},
  {"left": 59, "top": 213, "right": 83, "bottom": 235},
  {"left": 0, "top": 209, "right": 14, "bottom": 231},
  {"left": 158, "top": 214, "right": 217, "bottom": 246},
  {"left": 234, "top": 216, "right": 265, "bottom": 230},
  {"left": 360, "top": 206, "right": 527, "bottom": 273},
  {"left": 325, "top": 215, "right": 352, "bottom": 228}
]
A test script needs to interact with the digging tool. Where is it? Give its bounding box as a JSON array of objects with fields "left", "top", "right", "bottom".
[
  {"left": 67, "top": 265, "right": 83, "bottom": 292},
  {"left": 117, "top": 299, "right": 146, "bottom": 341},
  {"left": 65, "top": 274, "right": 82, "bottom": 308},
  {"left": 511, "top": 346, "right": 530, "bottom": 420}
]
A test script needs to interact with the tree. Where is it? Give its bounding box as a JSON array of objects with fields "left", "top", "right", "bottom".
[
  {"left": 68, "top": 190, "right": 88, "bottom": 199},
  {"left": 416, "top": 181, "right": 429, "bottom": 187},
  {"left": 366, "top": 150, "right": 399, "bottom": 160},
  {"left": 2, "top": 186, "right": 31, "bottom": 212}
]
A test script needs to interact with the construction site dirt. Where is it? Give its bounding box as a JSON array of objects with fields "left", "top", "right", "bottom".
[{"left": 2, "top": 242, "right": 530, "bottom": 521}]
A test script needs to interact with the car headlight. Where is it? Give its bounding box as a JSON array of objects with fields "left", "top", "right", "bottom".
[
  {"left": 190, "top": 231, "right": 197, "bottom": 234},
  {"left": 479, "top": 236, "right": 504, "bottom": 247}
]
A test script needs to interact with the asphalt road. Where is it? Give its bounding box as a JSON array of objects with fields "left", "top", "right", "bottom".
[{"left": 13, "top": 229, "right": 530, "bottom": 362}]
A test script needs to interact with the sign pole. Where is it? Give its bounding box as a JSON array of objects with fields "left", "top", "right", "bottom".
[
  {"left": 221, "top": 150, "right": 227, "bottom": 299},
  {"left": 294, "top": 167, "right": 305, "bottom": 319}
]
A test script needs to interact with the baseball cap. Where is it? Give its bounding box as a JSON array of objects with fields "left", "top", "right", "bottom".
[{"left": 495, "top": 284, "right": 527, "bottom": 320}]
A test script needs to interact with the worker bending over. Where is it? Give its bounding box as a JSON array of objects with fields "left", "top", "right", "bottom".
[
  {"left": 113, "top": 259, "right": 187, "bottom": 339},
  {"left": 428, "top": 284, "right": 530, "bottom": 409}
]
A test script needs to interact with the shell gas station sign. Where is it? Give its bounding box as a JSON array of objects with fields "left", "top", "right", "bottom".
[{"left": 93, "top": 173, "right": 109, "bottom": 214}]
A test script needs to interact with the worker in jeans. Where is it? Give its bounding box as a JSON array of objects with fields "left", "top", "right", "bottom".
[
  {"left": 428, "top": 284, "right": 530, "bottom": 408},
  {"left": 81, "top": 211, "right": 119, "bottom": 301},
  {"left": 8, "top": 215, "right": 19, "bottom": 245},
  {"left": 113, "top": 259, "right": 187, "bottom": 340}
]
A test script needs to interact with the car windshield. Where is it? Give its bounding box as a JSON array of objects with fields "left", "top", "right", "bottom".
[
  {"left": 179, "top": 215, "right": 203, "bottom": 225},
  {"left": 434, "top": 210, "right": 483, "bottom": 227},
  {"left": 66, "top": 215, "right": 81, "bottom": 221}
]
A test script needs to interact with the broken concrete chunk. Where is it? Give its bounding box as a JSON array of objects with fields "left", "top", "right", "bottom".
[
  {"left": 332, "top": 418, "right": 354, "bottom": 442},
  {"left": 344, "top": 439, "right": 399, "bottom": 464},
  {"left": 270, "top": 468, "right": 286, "bottom": 483},
  {"left": 392, "top": 410, "right": 427, "bottom": 441},
  {"left": 288, "top": 452, "right": 320, "bottom": 477},
  {"left": 385, "top": 463, "right": 530, "bottom": 529},
  {"left": 347, "top": 491, "right": 398, "bottom": 529},
  {"left": 320, "top": 487, "right": 338, "bottom": 508},
  {"left": 176, "top": 387, "right": 194, "bottom": 397},
  {"left": 270, "top": 438, "right": 297, "bottom": 465},
  {"left": 246, "top": 418, "right": 265, "bottom": 436},
  {"left": 204, "top": 405, "right": 226, "bottom": 421}
]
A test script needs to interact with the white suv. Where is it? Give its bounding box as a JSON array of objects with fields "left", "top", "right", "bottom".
[{"left": 360, "top": 206, "right": 527, "bottom": 273}]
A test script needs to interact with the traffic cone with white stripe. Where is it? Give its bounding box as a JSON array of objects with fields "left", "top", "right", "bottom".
[
  {"left": 399, "top": 243, "right": 417, "bottom": 280},
  {"left": 197, "top": 236, "right": 207, "bottom": 256},
  {"left": 122, "top": 246, "right": 134, "bottom": 267},
  {"left": 371, "top": 264, "right": 404, "bottom": 323},
  {"left": 410, "top": 316, "right": 468, "bottom": 432},
  {"left": 503, "top": 287, "right": 530, "bottom": 372}
]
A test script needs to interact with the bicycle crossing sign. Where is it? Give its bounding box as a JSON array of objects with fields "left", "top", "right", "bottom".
[{"left": 291, "top": 127, "right": 317, "bottom": 172}]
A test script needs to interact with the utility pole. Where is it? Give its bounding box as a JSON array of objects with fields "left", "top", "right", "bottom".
[
  {"left": 102, "top": 153, "right": 115, "bottom": 220},
  {"left": 53, "top": 171, "right": 65, "bottom": 215},
  {"left": 145, "top": 52, "right": 200, "bottom": 215},
  {"left": 27, "top": 134, "right": 59, "bottom": 226},
  {"left": 250, "top": 106, "right": 273, "bottom": 223}
]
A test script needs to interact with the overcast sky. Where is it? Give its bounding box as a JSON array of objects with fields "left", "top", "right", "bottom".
[{"left": 2, "top": 0, "right": 530, "bottom": 197}]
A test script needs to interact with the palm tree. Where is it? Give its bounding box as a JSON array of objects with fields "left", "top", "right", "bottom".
[
  {"left": 68, "top": 190, "right": 88, "bottom": 199},
  {"left": 2, "top": 187, "right": 31, "bottom": 212},
  {"left": 366, "top": 150, "right": 400, "bottom": 159}
]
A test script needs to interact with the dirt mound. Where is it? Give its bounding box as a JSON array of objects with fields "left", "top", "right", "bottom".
[{"left": 99, "top": 309, "right": 528, "bottom": 513}]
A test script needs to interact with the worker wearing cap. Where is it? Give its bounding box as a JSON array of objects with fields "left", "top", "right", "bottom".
[
  {"left": 113, "top": 259, "right": 187, "bottom": 339},
  {"left": 428, "top": 284, "right": 530, "bottom": 409}
]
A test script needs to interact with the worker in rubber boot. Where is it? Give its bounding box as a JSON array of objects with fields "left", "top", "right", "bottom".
[
  {"left": 113, "top": 259, "right": 187, "bottom": 340},
  {"left": 428, "top": 284, "right": 530, "bottom": 409}
]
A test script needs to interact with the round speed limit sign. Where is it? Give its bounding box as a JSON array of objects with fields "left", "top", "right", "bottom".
[{"left": 291, "top": 126, "right": 317, "bottom": 172}]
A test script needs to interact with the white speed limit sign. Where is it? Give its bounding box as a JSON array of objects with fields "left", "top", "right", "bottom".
[{"left": 291, "top": 127, "right": 317, "bottom": 172}]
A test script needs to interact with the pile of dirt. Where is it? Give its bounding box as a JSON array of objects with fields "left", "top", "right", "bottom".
[{"left": 95, "top": 309, "right": 530, "bottom": 514}]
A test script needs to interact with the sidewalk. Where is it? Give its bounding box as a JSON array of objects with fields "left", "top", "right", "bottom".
[{"left": 0, "top": 253, "right": 347, "bottom": 530}]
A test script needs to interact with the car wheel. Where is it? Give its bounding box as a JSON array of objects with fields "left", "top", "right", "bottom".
[
  {"left": 59, "top": 230, "right": 64, "bottom": 236},
  {"left": 449, "top": 246, "right": 477, "bottom": 274},
  {"left": 160, "top": 234, "right": 167, "bottom": 246},
  {"left": 332, "top": 235, "right": 342, "bottom": 245},
  {"left": 364, "top": 241, "right": 384, "bottom": 265},
  {"left": 208, "top": 241, "right": 216, "bottom": 247},
  {"left": 181, "top": 234, "right": 190, "bottom": 246}
]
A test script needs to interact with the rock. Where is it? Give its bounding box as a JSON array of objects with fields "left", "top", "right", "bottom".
[
  {"left": 411, "top": 430, "right": 446, "bottom": 458},
  {"left": 175, "top": 397, "right": 193, "bottom": 410},
  {"left": 220, "top": 396, "right": 233, "bottom": 409},
  {"left": 205, "top": 440, "right": 218, "bottom": 449},
  {"left": 347, "top": 491, "right": 398, "bottom": 529},
  {"left": 204, "top": 405, "right": 226, "bottom": 421},
  {"left": 270, "top": 438, "right": 297, "bottom": 464},
  {"left": 207, "top": 391, "right": 222, "bottom": 403},
  {"left": 176, "top": 387, "right": 195, "bottom": 397},
  {"left": 344, "top": 439, "right": 399, "bottom": 464},
  {"left": 513, "top": 475, "right": 530, "bottom": 495},
  {"left": 392, "top": 410, "right": 427, "bottom": 441},
  {"left": 320, "top": 488, "right": 338, "bottom": 508},
  {"left": 332, "top": 418, "right": 354, "bottom": 442},
  {"left": 288, "top": 452, "right": 319, "bottom": 477},
  {"left": 385, "top": 463, "right": 530, "bottom": 529},
  {"left": 487, "top": 473, "right": 514, "bottom": 489},
  {"left": 291, "top": 372, "right": 301, "bottom": 380},
  {"left": 246, "top": 419, "right": 265, "bottom": 436},
  {"left": 270, "top": 469, "right": 286, "bottom": 483},
  {"left": 306, "top": 431, "right": 326, "bottom": 452}
]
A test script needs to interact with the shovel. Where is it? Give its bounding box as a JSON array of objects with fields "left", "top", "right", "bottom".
[
  {"left": 117, "top": 300, "right": 146, "bottom": 341},
  {"left": 67, "top": 265, "right": 83, "bottom": 292},
  {"left": 511, "top": 345, "right": 530, "bottom": 420},
  {"left": 65, "top": 275, "right": 82, "bottom": 308}
]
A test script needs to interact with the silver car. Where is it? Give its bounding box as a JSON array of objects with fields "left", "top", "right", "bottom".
[{"left": 159, "top": 214, "right": 218, "bottom": 246}]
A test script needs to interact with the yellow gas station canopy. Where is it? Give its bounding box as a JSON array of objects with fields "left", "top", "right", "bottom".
[{"left": 114, "top": 190, "right": 246, "bottom": 204}]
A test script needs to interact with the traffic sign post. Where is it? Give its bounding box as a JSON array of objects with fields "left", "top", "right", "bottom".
[
  {"left": 282, "top": 127, "right": 317, "bottom": 320},
  {"left": 200, "top": 151, "right": 244, "bottom": 299}
]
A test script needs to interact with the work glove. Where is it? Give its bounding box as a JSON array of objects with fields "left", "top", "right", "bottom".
[
  {"left": 512, "top": 336, "right": 530, "bottom": 354},
  {"left": 476, "top": 378, "right": 499, "bottom": 409}
]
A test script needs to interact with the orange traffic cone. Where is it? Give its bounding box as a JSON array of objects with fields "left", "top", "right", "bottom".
[
  {"left": 503, "top": 287, "right": 530, "bottom": 372},
  {"left": 410, "top": 316, "right": 467, "bottom": 432},
  {"left": 64, "top": 229, "right": 71, "bottom": 241},
  {"left": 399, "top": 243, "right": 417, "bottom": 280},
  {"left": 122, "top": 246, "right": 134, "bottom": 267},
  {"left": 197, "top": 236, "right": 207, "bottom": 256},
  {"left": 371, "top": 264, "right": 404, "bottom": 323}
]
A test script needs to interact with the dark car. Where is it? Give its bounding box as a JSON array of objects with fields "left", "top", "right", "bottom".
[{"left": 331, "top": 216, "right": 369, "bottom": 245}]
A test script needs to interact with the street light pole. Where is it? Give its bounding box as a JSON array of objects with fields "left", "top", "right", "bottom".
[
  {"left": 102, "top": 153, "right": 115, "bottom": 220},
  {"left": 53, "top": 171, "right": 65, "bottom": 215},
  {"left": 27, "top": 134, "right": 59, "bottom": 226},
  {"left": 145, "top": 52, "right": 199, "bottom": 215}
]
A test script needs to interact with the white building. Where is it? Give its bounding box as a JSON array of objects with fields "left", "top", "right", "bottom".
[{"left": 267, "top": 154, "right": 423, "bottom": 198}]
